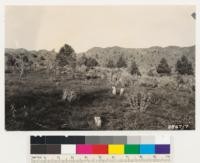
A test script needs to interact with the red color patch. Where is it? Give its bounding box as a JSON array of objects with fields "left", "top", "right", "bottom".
[{"left": 92, "top": 144, "right": 108, "bottom": 154}]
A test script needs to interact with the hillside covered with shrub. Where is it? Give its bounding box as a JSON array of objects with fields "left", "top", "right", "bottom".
[
  {"left": 6, "top": 46, "right": 195, "bottom": 75},
  {"left": 83, "top": 46, "right": 195, "bottom": 74}
]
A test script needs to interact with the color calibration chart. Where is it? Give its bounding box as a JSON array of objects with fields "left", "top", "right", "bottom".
[{"left": 30, "top": 136, "right": 171, "bottom": 163}]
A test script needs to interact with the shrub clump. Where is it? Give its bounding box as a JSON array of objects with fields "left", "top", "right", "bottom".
[
  {"left": 116, "top": 56, "right": 127, "bottom": 68},
  {"left": 156, "top": 58, "right": 171, "bottom": 75},
  {"left": 125, "top": 88, "right": 152, "bottom": 113},
  {"left": 176, "top": 55, "right": 193, "bottom": 75},
  {"left": 77, "top": 54, "right": 99, "bottom": 68},
  {"left": 62, "top": 88, "right": 79, "bottom": 103},
  {"left": 127, "top": 60, "right": 141, "bottom": 76}
]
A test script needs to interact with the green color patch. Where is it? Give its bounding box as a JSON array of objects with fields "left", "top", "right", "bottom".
[{"left": 125, "top": 145, "right": 140, "bottom": 154}]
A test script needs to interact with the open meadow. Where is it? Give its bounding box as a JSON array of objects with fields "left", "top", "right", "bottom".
[{"left": 5, "top": 62, "right": 195, "bottom": 130}]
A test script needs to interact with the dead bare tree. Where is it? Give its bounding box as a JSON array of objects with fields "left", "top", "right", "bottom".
[
  {"left": 46, "top": 60, "right": 56, "bottom": 80},
  {"left": 15, "top": 55, "right": 26, "bottom": 80}
]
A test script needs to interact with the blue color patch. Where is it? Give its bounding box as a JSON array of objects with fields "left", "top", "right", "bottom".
[{"left": 140, "top": 144, "right": 155, "bottom": 154}]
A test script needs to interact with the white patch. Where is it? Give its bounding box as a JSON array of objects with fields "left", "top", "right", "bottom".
[
  {"left": 120, "top": 87, "right": 125, "bottom": 96},
  {"left": 112, "top": 86, "right": 117, "bottom": 95},
  {"left": 62, "top": 89, "right": 68, "bottom": 101},
  {"left": 94, "top": 116, "right": 102, "bottom": 127}
]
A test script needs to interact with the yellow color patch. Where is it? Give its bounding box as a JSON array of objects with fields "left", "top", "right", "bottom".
[{"left": 108, "top": 144, "right": 124, "bottom": 154}]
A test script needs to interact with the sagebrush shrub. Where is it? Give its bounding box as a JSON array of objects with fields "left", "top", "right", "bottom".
[
  {"left": 147, "top": 68, "right": 157, "bottom": 77},
  {"left": 137, "top": 76, "right": 158, "bottom": 88},
  {"left": 149, "top": 92, "right": 161, "bottom": 105},
  {"left": 106, "top": 59, "right": 115, "bottom": 68},
  {"left": 10, "top": 104, "right": 17, "bottom": 118},
  {"left": 158, "top": 76, "right": 177, "bottom": 90},
  {"left": 175, "top": 75, "right": 194, "bottom": 92},
  {"left": 62, "top": 89, "right": 79, "bottom": 103},
  {"left": 126, "top": 90, "right": 151, "bottom": 112},
  {"left": 118, "top": 70, "right": 137, "bottom": 87},
  {"left": 85, "top": 57, "right": 99, "bottom": 68}
]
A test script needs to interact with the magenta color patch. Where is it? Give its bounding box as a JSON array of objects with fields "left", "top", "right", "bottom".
[{"left": 76, "top": 145, "right": 93, "bottom": 154}]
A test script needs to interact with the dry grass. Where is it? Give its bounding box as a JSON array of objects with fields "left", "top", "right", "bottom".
[{"left": 5, "top": 70, "right": 195, "bottom": 130}]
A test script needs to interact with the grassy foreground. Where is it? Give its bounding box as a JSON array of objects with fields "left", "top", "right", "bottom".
[{"left": 5, "top": 69, "right": 195, "bottom": 130}]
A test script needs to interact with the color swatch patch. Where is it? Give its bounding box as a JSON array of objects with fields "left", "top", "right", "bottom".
[
  {"left": 108, "top": 144, "right": 124, "bottom": 154},
  {"left": 31, "top": 136, "right": 171, "bottom": 155},
  {"left": 93, "top": 145, "right": 108, "bottom": 154},
  {"left": 125, "top": 145, "right": 140, "bottom": 154},
  {"left": 140, "top": 145, "right": 155, "bottom": 154}
]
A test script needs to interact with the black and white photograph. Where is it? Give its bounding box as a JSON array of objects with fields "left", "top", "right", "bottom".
[{"left": 5, "top": 5, "right": 195, "bottom": 130}]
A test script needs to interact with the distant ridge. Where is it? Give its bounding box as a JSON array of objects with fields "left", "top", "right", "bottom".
[
  {"left": 5, "top": 45, "right": 195, "bottom": 74},
  {"left": 84, "top": 45, "right": 195, "bottom": 74}
]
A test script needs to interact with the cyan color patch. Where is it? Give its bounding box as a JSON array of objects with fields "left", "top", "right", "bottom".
[{"left": 140, "top": 144, "right": 155, "bottom": 154}]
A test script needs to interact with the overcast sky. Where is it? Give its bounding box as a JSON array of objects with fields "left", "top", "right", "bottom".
[{"left": 5, "top": 5, "right": 195, "bottom": 52}]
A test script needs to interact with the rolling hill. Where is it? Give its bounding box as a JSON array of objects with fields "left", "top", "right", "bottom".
[
  {"left": 5, "top": 45, "right": 195, "bottom": 75},
  {"left": 84, "top": 45, "right": 195, "bottom": 74}
]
